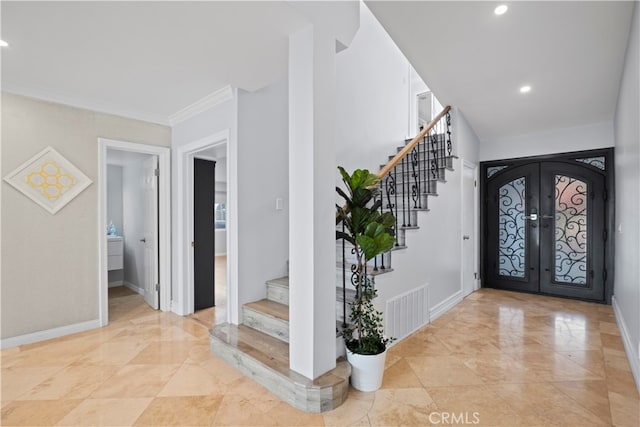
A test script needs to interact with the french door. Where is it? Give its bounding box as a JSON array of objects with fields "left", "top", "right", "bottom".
[{"left": 483, "top": 157, "right": 609, "bottom": 302}]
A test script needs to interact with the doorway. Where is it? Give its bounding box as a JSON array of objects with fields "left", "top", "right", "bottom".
[
  {"left": 98, "top": 138, "right": 171, "bottom": 326},
  {"left": 176, "top": 132, "right": 229, "bottom": 326},
  {"left": 461, "top": 161, "right": 478, "bottom": 297},
  {"left": 481, "top": 149, "right": 614, "bottom": 303},
  {"left": 193, "top": 158, "right": 216, "bottom": 311}
]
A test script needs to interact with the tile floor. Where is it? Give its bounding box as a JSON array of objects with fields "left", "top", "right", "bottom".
[{"left": 1, "top": 288, "right": 638, "bottom": 426}]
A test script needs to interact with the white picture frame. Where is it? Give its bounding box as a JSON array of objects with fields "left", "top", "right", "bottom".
[{"left": 3, "top": 146, "right": 92, "bottom": 214}]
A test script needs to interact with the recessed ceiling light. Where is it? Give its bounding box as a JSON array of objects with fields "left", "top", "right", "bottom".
[
  {"left": 494, "top": 5, "right": 508, "bottom": 15},
  {"left": 520, "top": 85, "right": 532, "bottom": 94},
  {"left": 0, "top": 40, "right": 9, "bottom": 47}
]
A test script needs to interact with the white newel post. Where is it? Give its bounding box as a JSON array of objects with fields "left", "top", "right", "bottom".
[{"left": 288, "top": 24, "right": 337, "bottom": 380}]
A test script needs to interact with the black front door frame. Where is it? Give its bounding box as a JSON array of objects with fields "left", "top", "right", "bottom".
[{"left": 480, "top": 148, "right": 615, "bottom": 304}]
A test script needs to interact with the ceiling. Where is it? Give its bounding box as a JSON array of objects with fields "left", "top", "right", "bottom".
[
  {"left": 1, "top": 1, "right": 308, "bottom": 124},
  {"left": 366, "top": 1, "right": 634, "bottom": 140},
  {"left": 2, "top": 2, "right": 634, "bottom": 140}
]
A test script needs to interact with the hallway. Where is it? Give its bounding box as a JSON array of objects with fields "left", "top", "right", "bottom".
[{"left": 1, "top": 289, "right": 638, "bottom": 426}]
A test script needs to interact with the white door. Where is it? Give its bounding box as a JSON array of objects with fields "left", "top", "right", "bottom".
[
  {"left": 462, "top": 163, "right": 477, "bottom": 297},
  {"left": 143, "top": 156, "right": 159, "bottom": 309}
]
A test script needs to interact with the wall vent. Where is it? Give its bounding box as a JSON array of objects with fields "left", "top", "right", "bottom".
[{"left": 386, "top": 284, "right": 429, "bottom": 342}]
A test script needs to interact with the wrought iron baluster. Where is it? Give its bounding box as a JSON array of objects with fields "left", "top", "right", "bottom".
[
  {"left": 405, "top": 155, "right": 411, "bottom": 226},
  {"left": 411, "top": 146, "right": 420, "bottom": 209},
  {"left": 401, "top": 155, "right": 406, "bottom": 227},
  {"left": 392, "top": 168, "right": 399, "bottom": 246},
  {"left": 446, "top": 112, "right": 452, "bottom": 157},
  {"left": 430, "top": 130, "right": 438, "bottom": 180},
  {"left": 379, "top": 188, "right": 386, "bottom": 269}
]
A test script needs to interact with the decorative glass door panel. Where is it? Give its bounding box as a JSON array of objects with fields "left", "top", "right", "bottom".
[
  {"left": 498, "top": 177, "right": 526, "bottom": 278},
  {"left": 554, "top": 175, "right": 588, "bottom": 285}
]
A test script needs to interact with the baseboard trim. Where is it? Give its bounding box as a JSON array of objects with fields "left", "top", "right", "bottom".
[
  {"left": 612, "top": 296, "right": 640, "bottom": 392},
  {"left": 429, "top": 290, "right": 463, "bottom": 322},
  {"left": 0, "top": 319, "right": 101, "bottom": 350},
  {"left": 108, "top": 280, "right": 123, "bottom": 288},
  {"left": 123, "top": 281, "right": 145, "bottom": 296},
  {"left": 171, "top": 300, "right": 185, "bottom": 316}
]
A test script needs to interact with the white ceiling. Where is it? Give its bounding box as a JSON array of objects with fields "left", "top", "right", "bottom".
[
  {"left": 1, "top": 1, "right": 308, "bottom": 124},
  {"left": 366, "top": 1, "right": 635, "bottom": 140},
  {"left": 2, "top": 2, "right": 634, "bottom": 140}
]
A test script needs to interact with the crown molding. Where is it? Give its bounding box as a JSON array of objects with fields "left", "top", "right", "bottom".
[
  {"left": 168, "top": 85, "right": 234, "bottom": 126},
  {"left": 1, "top": 85, "right": 170, "bottom": 126}
]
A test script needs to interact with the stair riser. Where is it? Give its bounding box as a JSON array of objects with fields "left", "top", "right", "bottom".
[
  {"left": 243, "top": 307, "right": 289, "bottom": 343},
  {"left": 336, "top": 249, "right": 392, "bottom": 271},
  {"left": 210, "top": 332, "right": 350, "bottom": 413},
  {"left": 267, "top": 283, "right": 289, "bottom": 306}
]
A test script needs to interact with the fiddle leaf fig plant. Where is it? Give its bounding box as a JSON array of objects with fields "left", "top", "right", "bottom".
[{"left": 336, "top": 166, "right": 396, "bottom": 355}]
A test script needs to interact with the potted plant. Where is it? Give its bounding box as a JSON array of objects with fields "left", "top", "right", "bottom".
[{"left": 336, "top": 166, "right": 396, "bottom": 392}]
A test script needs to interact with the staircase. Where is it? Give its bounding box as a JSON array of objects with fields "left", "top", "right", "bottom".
[
  {"left": 210, "top": 277, "right": 351, "bottom": 413},
  {"left": 336, "top": 108, "right": 455, "bottom": 328},
  {"left": 210, "top": 106, "right": 455, "bottom": 413}
]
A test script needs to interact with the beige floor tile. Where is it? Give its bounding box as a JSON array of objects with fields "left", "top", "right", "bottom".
[
  {"left": 405, "top": 355, "right": 485, "bottom": 387},
  {"left": 556, "top": 349, "right": 607, "bottom": 378},
  {"left": 128, "top": 340, "right": 200, "bottom": 365},
  {"left": 488, "top": 382, "right": 609, "bottom": 426},
  {"left": 212, "top": 394, "right": 280, "bottom": 426},
  {"left": 266, "top": 401, "right": 326, "bottom": 426},
  {"left": 55, "top": 398, "right": 152, "bottom": 426},
  {"left": 601, "top": 332, "right": 627, "bottom": 352},
  {"left": 609, "top": 390, "right": 640, "bottom": 427},
  {"left": 72, "top": 340, "right": 147, "bottom": 366},
  {"left": 17, "top": 365, "right": 118, "bottom": 400},
  {"left": 90, "top": 364, "right": 180, "bottom": 398},
  {"left": 158, "top": 361, "right": 230, "bottom": 396},
  {"left": 427, "top": 384, "right": 528, "bottom": 426},
  {"left": 380, "top": 358, "right": 423, "bottom": 389},
  {"left": 368, "top": 388, "right": 437, "bottom": 426},
  {"left": 550, "top": 380, "right": 612, "bottom": 425},
  {"left": 322, "top": 389, "right": 374, "bottom": 427},
  {"left": 605, "top": 365, "right": 640, "bottom": 397},
  {"left": 1, "top": 399, "right": 81, "bottom": 426},
  {"left": 0, "top": 366, "right": 65, "bottom": 401},
  {"left": 459, "top": 352, "right": 529, "bottom": 384},
  {"left": 134, "top": 395, "right": 223, "bottom": 426}
]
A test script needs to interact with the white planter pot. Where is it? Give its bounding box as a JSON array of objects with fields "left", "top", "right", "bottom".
[{"left": 346, "top": 348, "right": 387, "bottom": 392}]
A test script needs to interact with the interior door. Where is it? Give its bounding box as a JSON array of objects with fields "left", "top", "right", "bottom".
[
  {"left": 143, "top": 156, "right": 159, "bottom": 309},
  {"left": 194, "top": 158, "right": 215, "bottom": 311},
  {"left": 462, "top": 163, "right": 477, "bottom": 297},
  {"left": 484, "top": 161, "right": 606, "bottom": 302}
]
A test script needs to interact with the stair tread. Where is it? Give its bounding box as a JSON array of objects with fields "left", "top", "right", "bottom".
[
  {"left": 211, "top": 323, "right": 351, "bottom": 388},
  {"left": 266, "top": 276, "right": 289, "bottom": 288},
  {"left": 244, "top": 299, "right": 289, "bottom": 321}
]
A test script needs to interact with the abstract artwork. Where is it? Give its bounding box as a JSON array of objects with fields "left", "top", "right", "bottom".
[{"left": 3, "top": 146, "right": 92, "bottom": 214}]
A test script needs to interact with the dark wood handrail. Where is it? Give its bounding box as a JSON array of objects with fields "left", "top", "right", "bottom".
[{"left": 377, "top": 105, "right": 451, "bottom": 178}]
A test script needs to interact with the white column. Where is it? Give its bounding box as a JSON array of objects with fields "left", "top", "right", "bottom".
[{"left": 288, "top": 24, "right": 337, "bottom": 379}]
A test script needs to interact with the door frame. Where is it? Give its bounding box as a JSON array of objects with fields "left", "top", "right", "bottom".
[
  {"left": 480, "top": 148, "right": 615, "bottom": 303},
  {"left": 175, "top": 130, "right": 233, "bottom": 319},
  {"left": 97, "top": 138, "right": 171, "bottom": 326},
  {"left": 460, "top": 160, "right": 480, "bottom": 296}
]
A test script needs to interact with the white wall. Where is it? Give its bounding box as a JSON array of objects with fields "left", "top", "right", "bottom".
[
  {"left": 107, "top": 164, "right": 124, "bottom": 285},
  {"left": 480, "top": 121, "right": 614, "bottom": 161},
  {"left": 122, "top": 158, "right": 151, "bottom": 291},
  {"left": 335, "top": 3, "right": 411, "bottom": 177},
  {"left": 1, "top": 93, "right": 170, "bottom": 341},
  {"left": 334, "top": 5, "right": 481, "bottom": 320},
  {"left": 237, "top": 79, "right": 289, "bottom": 306},
  {"left": 613, "top": 2, "right": 640, "bottom": 389},
  {"left": 106, "top": 165, "right": 123, "bottom": 234}
]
